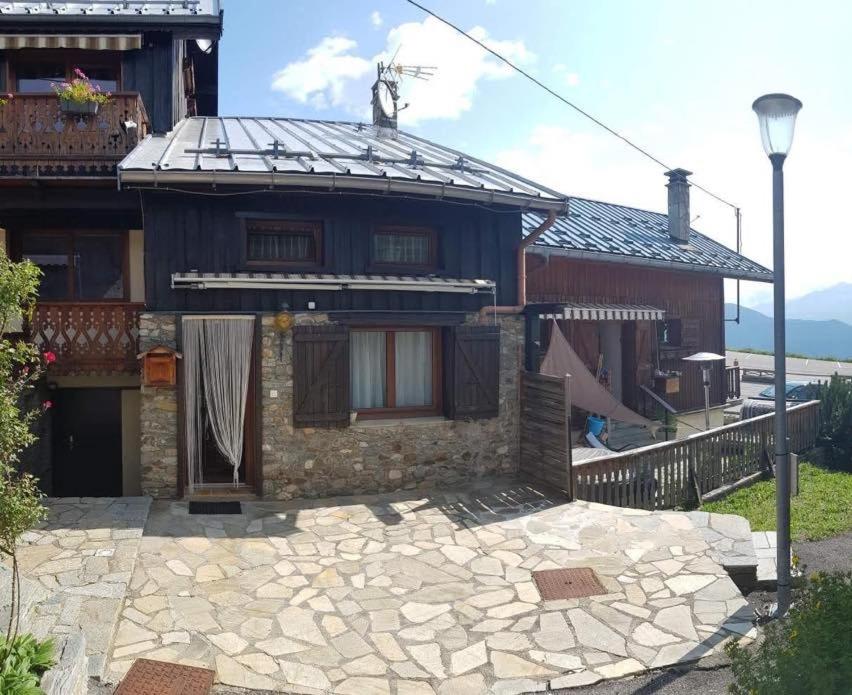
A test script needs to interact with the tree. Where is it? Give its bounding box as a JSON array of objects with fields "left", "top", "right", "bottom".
[{"left": 0, "top": 255, "right": 49, "bottom": 661}]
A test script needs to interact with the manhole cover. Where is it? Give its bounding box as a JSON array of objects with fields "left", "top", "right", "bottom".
[
  {"left": 188, "top": 501, "right": 241, "bottom": 515},
  {"left": 532, "top": 567, "right": 607, "bottom": 600},
  {"left": 115, "top": 659, "right": 214, "bottom": 695}
]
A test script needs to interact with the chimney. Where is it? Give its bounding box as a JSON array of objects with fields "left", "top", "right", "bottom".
[{"left": 665, "top": 168, "right": 693, "bottom": 244}]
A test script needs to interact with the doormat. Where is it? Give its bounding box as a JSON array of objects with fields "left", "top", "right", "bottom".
[
  {"left": 532, "top": 567, "right": 607, "bottom": 600},
  {"left": 188, "top": 501, "right": 242, "bottom": 515},
  {"left": 115, "top": 658, "right": 214, "bottom": 695}
]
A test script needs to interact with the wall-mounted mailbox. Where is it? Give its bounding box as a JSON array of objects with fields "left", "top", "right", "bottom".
[{"left": 138, "top": 346, "right": 181, "bottom": 387}]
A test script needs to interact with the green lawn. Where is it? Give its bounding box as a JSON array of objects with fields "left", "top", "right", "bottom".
[{"left": 701, "top": 463, "right": 852, "bottom": 541}]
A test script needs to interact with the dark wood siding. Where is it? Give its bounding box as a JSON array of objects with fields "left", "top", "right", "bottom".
[
  {"left": 122, "top": 35, "right": 181, "bottom": 132},
  {"left": 527, "top": 255, "right": 726, "bottom": 411},
  {"left": 143, "top": 191, "right": 520, "bottom": 313}
]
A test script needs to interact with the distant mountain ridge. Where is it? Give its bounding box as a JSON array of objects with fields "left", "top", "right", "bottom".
[
  {"left": 726, "top": 304, "right": 852, "bottom": 360},
  {"left": 752, "top": 283, "right": 852, "bottom": 325}
]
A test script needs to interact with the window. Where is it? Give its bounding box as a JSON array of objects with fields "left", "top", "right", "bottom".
[
  {"left": 244, "top": 219, "right": 322, "bottom": 268},
  {"left": 350, "top": 327, "right": 441, "bottom": 417},
  {"left": 11, "top": 51, "right": 121, "bottom": 93},
  {"left": 15, "top": 63, "right": 65, "bottom": 93},
  {"left": 371, "top": 226, "right": 436, "bottom": 270},
  {"left": 658, "top": 319, "right": 682, "bottom": 347},
  {"left": 19, "top": 231, "right": 127, "bottom": 301}
]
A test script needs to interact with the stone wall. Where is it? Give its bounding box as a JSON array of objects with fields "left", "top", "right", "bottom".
[
  {"left": 138, "top": 313, "right": 178, "bottom": 498},
  {"left": 260, "top": 312, "right": 522, "bottom": 500}
]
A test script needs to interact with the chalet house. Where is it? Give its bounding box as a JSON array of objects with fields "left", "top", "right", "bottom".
[{"left": 524, "top": 170, "right": 773, "bottom": 441}]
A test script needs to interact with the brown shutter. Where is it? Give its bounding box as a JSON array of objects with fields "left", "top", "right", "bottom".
[
  {"left": 447, "top": 325, "right": 500, "bottom": 420},
  {"left": 293, "top": 325, "right": 350, "bottom": 428},
  {"left": 682, "top": 318, "right": 700, "bottom": 348}
]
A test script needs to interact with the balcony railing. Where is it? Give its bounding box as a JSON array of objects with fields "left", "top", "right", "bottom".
[
  {"left": 29, "top": 303, "right": 143, "bottom": 376},
  {"left": 0, "top": 93, "right": 150, "bottom": 177}
]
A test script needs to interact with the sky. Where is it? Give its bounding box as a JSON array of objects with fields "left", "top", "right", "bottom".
[{"left": 218, "top": 0, "right": 852, "bottom": 308}]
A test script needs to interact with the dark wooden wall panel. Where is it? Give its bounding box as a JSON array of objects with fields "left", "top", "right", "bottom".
[
  {"left": 528, "top": 255, "right": 726, "bottom": 410},
  {"left": 122, "top": 36, "right": 178, "bottom": 133},
  {"left": 143, "top": 191, "right": 520, "bottom": 313}
]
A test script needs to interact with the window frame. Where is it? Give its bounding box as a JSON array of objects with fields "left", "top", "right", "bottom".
[
  {"left": 351, "top": 326, "right": 443, "bottom": 420},
  {"left": 240, "top": 218, "right": 324, "bottom": 270},
  {"left": 7, "top": 49, "right": 123, "bottom": 93},
  {"left": 15, "top": 230, "right": 129, "bottom": 303},
  {"left": 658, "top": 318, "right": 683, "bottom": 348},
  {"left": 369, "top": 225, "right": 438, "bottom": 273}
]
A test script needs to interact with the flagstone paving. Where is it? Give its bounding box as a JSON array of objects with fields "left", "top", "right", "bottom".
[{"left": 93, "top": 481, "right": 756, "bottom": 694}]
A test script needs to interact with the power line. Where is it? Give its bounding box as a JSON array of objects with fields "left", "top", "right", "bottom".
[{"left": 403, "top": 0, "right": 739, "bottom": 210}]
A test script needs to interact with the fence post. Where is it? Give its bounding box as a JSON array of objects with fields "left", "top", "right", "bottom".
[{"left": 564, "top": 374, "right": 573, "bottom": 501}]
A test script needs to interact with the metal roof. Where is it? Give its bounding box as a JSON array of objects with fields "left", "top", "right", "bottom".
[
  {"left": 0, "top": 1, "right": 222, "bottom": 23},
  {"left": 118, "top": 117, "right": 569, "bottom": 213},
  {"left": 525, "top": 198, "right": 773, "bottom": 282}
]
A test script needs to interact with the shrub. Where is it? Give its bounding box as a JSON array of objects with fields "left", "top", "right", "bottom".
[
  {"left": 0, "top": 634, "right": 54, "bottom": 694},
  {"left": 726, "top": 571, "right": 852, "bottom": 694},
  {"left": 816, "top": 376, "right": 852, "bottom": 471}
]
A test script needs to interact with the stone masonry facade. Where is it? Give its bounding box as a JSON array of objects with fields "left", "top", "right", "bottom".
[{"left": 139, "top": 311, "right": 522, "bottom": 500}]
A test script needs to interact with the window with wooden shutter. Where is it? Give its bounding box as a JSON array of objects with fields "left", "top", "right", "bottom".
[
  {"left": 293, "top": 325, "right": 350, "bottom": 428},
  {"left": 446, "top": 325, "right": 500, "bottom": 420},
  {"left": 681, "top": 318, "right": 700, "bottom": 348}
]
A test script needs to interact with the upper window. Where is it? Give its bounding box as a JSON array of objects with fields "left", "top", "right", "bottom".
[
  {"left": 244, "top": 219, "right": 322, "bottom": 268},
  {"left": 11, "top": 51, "right": 121, "bottom": 93},
  {"left": 658, "top": 319, "right": 682, "bottom": 347},
  {"left": 19, "top": 231, "right": 126, "bottom": 301},
  {"left": 350, "top": 327, "right": 441, "bottom": 418},
  {"left": 371, "top": 226, "right": 437, "bottom": 270}
]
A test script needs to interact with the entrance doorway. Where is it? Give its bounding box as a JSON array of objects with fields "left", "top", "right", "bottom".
[{"left": 52, "top": 388, "right": 122, "bottom": 497}]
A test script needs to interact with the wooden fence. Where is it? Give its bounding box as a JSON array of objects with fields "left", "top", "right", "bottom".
[
  {"left": 572, "top": 400, "right": 821, "bottom": 510},
  {"left": 519, "top": 372, "right": 572, "bottom": 497}
]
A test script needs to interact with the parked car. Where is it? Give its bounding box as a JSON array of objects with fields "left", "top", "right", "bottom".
[{"left": 756, "top": 381, "right": 817, "bottom": 402}]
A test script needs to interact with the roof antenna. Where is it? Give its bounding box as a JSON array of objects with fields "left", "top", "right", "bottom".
[{"left": 371, "top": 52, "right": 436, "bottom": 136}]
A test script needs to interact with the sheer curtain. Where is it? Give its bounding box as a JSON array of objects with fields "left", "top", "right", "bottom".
[
  {"left": 395, "top": 331, "right": 432, "bottom": 407},
  {"left": 351, "top": 331, "right": 386, "bottom": 409},
  {"left": 183, "top": 316, "right": 255, "bottom": 491}
]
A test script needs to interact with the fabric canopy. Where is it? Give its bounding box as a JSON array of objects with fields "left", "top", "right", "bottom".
[
  {"left": 539, "top": 320, "right": 657, "bottom": 430},
  {"left": 538, "top": 303, "right": 664, "bottom": 321},
  {"left": 0, "top": 34, "right": 142, "bottom": 50}
]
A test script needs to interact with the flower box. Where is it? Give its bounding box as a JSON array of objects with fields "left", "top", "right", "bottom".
[
  {"left": 59, "top": 99, "right": 99, "bottom": 116},
  {"left": 654, "top": 374, "right": 681, "bottom": 395}
]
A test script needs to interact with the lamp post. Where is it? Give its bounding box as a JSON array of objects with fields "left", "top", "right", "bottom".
[
  {"left": 682, "top": 352, "right": 726, "bottom": 430},
  {"left": 752, "top": 93, "right": 802, "bottom": 617}
]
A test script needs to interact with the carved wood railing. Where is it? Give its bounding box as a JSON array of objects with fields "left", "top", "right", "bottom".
[
  {"left": 29, "top": 303, "right": 143, "bottom": 375},
  {"left": 0, "top": 93, "right": 150, "bottom": 177}
]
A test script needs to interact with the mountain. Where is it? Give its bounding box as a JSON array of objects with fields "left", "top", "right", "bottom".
[
  {"left": 753, "top": 283, "right": 852, "bottom": 325},
  {"left": 725, "top": 304, "right": 852, "bottom": 360}
]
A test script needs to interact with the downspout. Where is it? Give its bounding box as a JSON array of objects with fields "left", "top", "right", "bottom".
[{"left": 480, "top": 209, "right": 558, "bottom": 316}]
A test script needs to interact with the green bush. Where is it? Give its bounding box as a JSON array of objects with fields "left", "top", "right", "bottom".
[
  {"left": 0, "top": 634, "right": 54, "bottom": 695},
  {"left": 726, "top": 571, "right": 852, "bottom": 694},
  {"left": 816, "top": 376, "right": 852, "bottom": 471}
]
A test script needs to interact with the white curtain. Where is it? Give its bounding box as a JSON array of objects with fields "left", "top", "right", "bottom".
[
  {"left": 183, "top": 316, "right": 255, "bottom": 490},
  {"left": 351, "top": 330, "right": 386, "bottom": 409},
  {"left": 395, "top": 331, "right": 432, "bottom": 407}
]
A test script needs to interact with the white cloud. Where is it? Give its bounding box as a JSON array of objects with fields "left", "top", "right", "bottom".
[
  {"left": 370, "top": 11, "right": 383, "bottom": 28},
  {"left": 269, "top": 17, "right": 533, "bottom": 124},
  {"left": 270, "top": 36, "right": 371, "bottom": 109},
  {"left": 553, "top": 63, "right": 580, "bottom": 87}
]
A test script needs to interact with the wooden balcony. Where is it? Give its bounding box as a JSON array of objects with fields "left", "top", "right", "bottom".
[
  {"left": 29, "top": 303, "right": 143, "bottom": 376},
  {"left": 0, "top": 93, "right": 149, "bottom": 177}
]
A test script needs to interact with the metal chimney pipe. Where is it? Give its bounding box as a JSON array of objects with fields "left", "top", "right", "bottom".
[{"left": 665, "top": 168, "right": 693, "bottom": 244}]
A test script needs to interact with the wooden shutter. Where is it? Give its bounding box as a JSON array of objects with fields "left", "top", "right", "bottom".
[
  {"left": 682, "top": 318, "right": 700, "bottom": 348},
  {"left": 446, "top": 325, "right": 500, "bottom": 420},
  {"left": 293, "top": 325, "right": 350, "bottom": 428}
]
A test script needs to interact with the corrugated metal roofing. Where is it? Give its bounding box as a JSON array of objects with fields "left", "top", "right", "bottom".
[
  {"left": 525, "top": 198, "right": 773, "bottom": 282},
  {"left": 118, "top": 117, "right": 569, "bottom": 212},
  {"left": 0, "top": 1, "right": 221, "bottom": 18}
]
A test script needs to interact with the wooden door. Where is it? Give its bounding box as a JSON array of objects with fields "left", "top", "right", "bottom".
[{"left": 621, "top": 322, "right": 638, "bottom": 410}]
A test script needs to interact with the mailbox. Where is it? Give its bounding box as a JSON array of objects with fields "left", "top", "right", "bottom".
[{"left": 138, "top": 346, "right": 181, "bottom": 387}]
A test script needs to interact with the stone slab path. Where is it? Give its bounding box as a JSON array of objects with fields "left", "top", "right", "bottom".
[
  {"left": 99, "top": 481, "right": 755, "bottom": 694},
  {"left": 15, "top": 497, "right": 151, "bottom": 679}
]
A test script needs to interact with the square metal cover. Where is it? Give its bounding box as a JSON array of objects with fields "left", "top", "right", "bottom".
[
  {"left": 115, "top": 658, "right": 215, "bottom": 695},
  {"left": 188, "top": 501, "right": 241, "bottom": 515},
  {"left": 532, "top": 567, "right": 607, "bottom": 600}
]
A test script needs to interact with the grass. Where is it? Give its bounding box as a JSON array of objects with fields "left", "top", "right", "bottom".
[
  {"left": 701, "top": 463, "right": 852, "bottom": 541},
  {"left": 730, "top": 346, "right": 852, "bottom": 363}
]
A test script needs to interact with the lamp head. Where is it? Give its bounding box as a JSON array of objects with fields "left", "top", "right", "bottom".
[{"left": 752, "top": 93, "right": 802, "bottom": 158}]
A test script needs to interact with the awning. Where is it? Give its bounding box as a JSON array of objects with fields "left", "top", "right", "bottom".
[
  {"left": 0, "top": 34, "right": 142, "bottom": 50},
  {"left": 539, "top": 302, "right": 665, "bottom": 321},
  {"left": 172, "top": 272, "right": 496, "bottom": 295}
]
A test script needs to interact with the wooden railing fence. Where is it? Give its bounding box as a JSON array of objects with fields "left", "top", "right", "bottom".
[
  {"left": 572, "top": 400, "right": 820, "bottom": 510},
  {"left": 519, "top": 371, "right": 572, "bottom": 497},
  {"left": 726, "top": 366, "right": 741, "bottom": 400}
]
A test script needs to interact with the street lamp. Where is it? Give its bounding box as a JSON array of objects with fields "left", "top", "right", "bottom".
[
  {"left": 682, "top": 352, "right": 726, "bottom": 430},
  {"left": 752, "top": 93, "right": 802, "bottom": 617}
]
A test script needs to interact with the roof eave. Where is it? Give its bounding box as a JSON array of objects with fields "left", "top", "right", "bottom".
[
  {"left": 117, "top": 169, "right": 569, "bottom": 214},
  {"left": 0, "top": 13, "right": 223, "bottom": 37},
  {"left": 529, "top": 244, "right": 774, "bottom": 283}
]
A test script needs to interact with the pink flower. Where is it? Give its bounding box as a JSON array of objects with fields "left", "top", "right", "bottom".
[
  {"left": 42, "top": 400, "right": 53, "bottom": 411},
  {"left": 43, "top": 350, "right": 56, "bottom": 364},
  {"left": 73, "top": 67, "right": 88, "bottom": 80}
]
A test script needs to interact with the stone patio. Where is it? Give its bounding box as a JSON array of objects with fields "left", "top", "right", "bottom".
[{"left": 88, "top": 481, "right": 757, "bottom": 694}]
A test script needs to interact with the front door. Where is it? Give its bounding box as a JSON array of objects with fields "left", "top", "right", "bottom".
[{"left": 52, "top": 388, "right": 122, "bottom": 497}]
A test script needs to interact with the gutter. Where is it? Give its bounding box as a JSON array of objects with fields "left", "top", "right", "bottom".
[
  {"left": 530, "top": 244, "right": 774, "bottom": 283},
  {"left": 118, "top": 170, "right": 569, "bottom": 214},
  {"left": 480, "top": 209, "right": 559, "bottom": 316}
]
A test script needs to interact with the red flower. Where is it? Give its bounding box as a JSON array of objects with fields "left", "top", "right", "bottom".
[
  {"left": 42, "top": 400, "right": 53, "bottom": 411},
  {"left": 43, "top": 351, "right": 56, "bottom": 364}
]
